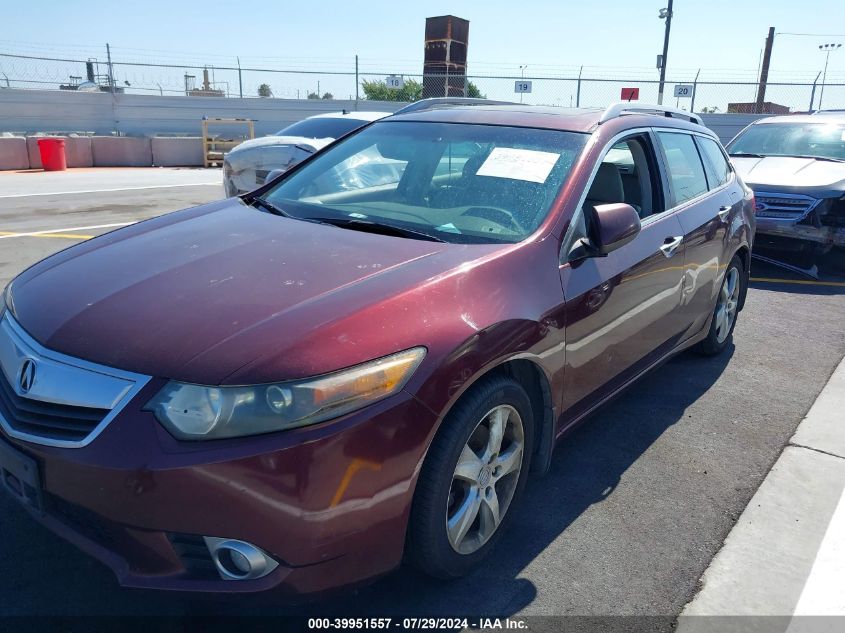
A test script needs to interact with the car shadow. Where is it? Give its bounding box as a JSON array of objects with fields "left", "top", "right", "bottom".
[{"left": 199, "top": 345, "right": 736, "bottom": 618}]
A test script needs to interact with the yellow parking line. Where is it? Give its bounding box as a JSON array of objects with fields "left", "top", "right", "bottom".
[
  {"left": 750, "top": 277, "right": 845, "bottom": 288},
  {"left": 0, "top": 231, "right": 94, "bottom": 240}
]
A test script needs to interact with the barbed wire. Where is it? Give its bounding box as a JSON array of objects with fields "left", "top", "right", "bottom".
[
  {"left": 1, "top": 47, "right": 843, "bottom": 111},
  {"left": 2, "top": 39, "right": 844, "bottom": 82}
]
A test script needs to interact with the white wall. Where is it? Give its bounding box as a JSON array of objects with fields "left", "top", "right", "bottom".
[
  {"left": 0, "top": 89, "right": 401, "bottom": 137},
  {"left": 0, "top": 89, "right": 764, "bottom": 149}
]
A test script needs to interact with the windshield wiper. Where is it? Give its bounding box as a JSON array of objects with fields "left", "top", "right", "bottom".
[
  {"left": 312, "top": 217, "right": 446, "bottom": 242},
  {"left": 729, "top": 152, "right": 764, "bottom": 158},
  {"left": 250, "top": 196, "right": 293, "bottom": 217}
]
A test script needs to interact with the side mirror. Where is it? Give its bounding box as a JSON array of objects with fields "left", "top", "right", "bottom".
[
  {"left": 264, "top": 168, "right": 286, "bottom": 185},
  {"left": 592, "top": 203, "right": 641, "bottom": 255},
  {"left": 569, "top": 203, "right": 641, "bottom": 261}
]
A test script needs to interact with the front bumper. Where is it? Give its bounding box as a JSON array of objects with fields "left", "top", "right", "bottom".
[
  {"left": 756, "top": 217, "right": 845, "bottom": 247},
  {"left": 1, "top": 380, "right": 437, "bottom": 595},
  {"left": 753, "top": 191, "right": 845, "bottom": 248}
]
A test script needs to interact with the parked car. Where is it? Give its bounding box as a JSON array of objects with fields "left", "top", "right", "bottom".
[
  {"left": 727, "top": 113, "right": 845, "bottom": 267},
  {"left": 0, "top": 102, "right": 754, "bottom": 596},
  {"left": 222, "top": 110, "right": 389, "bottom": 196}
]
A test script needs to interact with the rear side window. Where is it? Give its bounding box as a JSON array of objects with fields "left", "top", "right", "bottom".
[
  {"left": 696, "top": 136, "right": 731, "bottom": 188},
  {"left": 656, "top": 132, "right": 709, "bottom": 205}
]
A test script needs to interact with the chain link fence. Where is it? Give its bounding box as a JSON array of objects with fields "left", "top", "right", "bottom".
[{"left": 2, "top": 48, "right": 844, "bottom": 113}]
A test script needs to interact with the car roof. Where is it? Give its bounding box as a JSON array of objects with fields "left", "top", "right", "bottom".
[
  {"left": 306, "top": 111, "right": 389, "bottom": 122},
  {"left": 385, "top": 104, "right": 708, "bottom": 134}
]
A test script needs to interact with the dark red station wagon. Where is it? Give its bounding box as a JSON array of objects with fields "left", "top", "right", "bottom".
[{"left": 0, "top": 102, "right": 754, "bottom": 596}]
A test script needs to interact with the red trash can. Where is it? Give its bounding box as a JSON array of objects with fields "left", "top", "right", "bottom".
[{"left": 37, "top": 138, "right": 67, "bottom": 171}]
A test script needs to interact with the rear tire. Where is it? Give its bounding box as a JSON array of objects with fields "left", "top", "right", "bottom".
[
  {"left": 407, "top": 374, "right": 534, "bottom": 578},
  {"left": 695, "top": 254, "right": 745, "bottom": 356}
]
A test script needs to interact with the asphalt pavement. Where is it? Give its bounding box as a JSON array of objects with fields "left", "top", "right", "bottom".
[{"left": 0, "top": 169, "right": 843, "bottom": 625}]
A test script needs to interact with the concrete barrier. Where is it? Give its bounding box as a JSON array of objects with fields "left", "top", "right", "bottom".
[
  {"left": 26, "top": 135, "right": 94, "bottom": 169},
  {"left": 151, "top": 137, "right": 203, "bottom": 166},
  {"left": 91, "top": 136, "right": 152, "bottom": 167},
  {"left": 0, "top": 136, "right": 30, "bottom": 171}
]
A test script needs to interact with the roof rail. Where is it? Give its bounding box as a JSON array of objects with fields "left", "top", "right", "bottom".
[
  {"left": 599, "top": 102, "right": 702, "bottom": 125},
  {"left": 393, "top": 97, "right": 520, "bottom": 115}
]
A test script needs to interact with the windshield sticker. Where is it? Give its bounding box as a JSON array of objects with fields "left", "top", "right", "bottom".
[
  {"left": 436, "top": 222, "right": 462, "bottom": 234},
  {"left": 475, "top": 148, "right": 560, "bottom": 183}
]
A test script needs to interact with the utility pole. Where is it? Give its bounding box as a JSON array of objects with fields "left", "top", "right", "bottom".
[
  {"left": 355, "top": 55, "right": 359, "bottom": 103},
  {"left": 818, "top": 43, "right": 842, "bottom": 110},
  {"left": 656, "top": 0, "right": 673, "bottom": 105},
  {"left": 754, "top": 27, "right": 775, "bottom": 114},
  {"left": 237, "top": 57, "right": 243, "bottom": 98}
]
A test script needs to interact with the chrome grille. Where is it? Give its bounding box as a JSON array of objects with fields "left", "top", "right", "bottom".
[
  {"left": 0, "top": 370, "right": 108, "bottom": 441},
  {"left": 0, "top": 313, "right": 151, "bottom": 448},
  {"left": 753, "top": 192, "right": 819, "bottom": 221}
]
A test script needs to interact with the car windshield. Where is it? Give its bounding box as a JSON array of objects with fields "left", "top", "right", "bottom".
[
  {"left": 262, "top": 121, "right": 588, "bottom": 244},
  {"left": 728, "top": 122, "right": 845, "bottom": 161},
  {"left": 276, "top": 117, "right": 371, "bottom": 139}
]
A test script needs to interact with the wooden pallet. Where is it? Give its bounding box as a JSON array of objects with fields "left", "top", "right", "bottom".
[{"left": 201, "top": 117, "right": 255, "bottom": 167}]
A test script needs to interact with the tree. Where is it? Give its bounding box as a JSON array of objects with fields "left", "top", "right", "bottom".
[
  {"left": 361, "top": 78, "right": 486, "bottom": 102},
  {"left": 700, "top": 106, "right": 720, "bottom": 113},
  {"left": 466, "top": 81, "right": 486, "bottom": 99},
  {"left": 361, "top": 78, "right": 423, "bottom": 102},
  {"left": 257, "top": 83, "right": 272, "bottom": 98},
  {"left": 307, "top": 92, "right": 320, "bottom": 100},
  {"left": 321, "top": 92, "right": 334, "bottom": 100}
]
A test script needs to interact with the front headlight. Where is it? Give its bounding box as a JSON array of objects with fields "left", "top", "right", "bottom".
[{"left": 145, "top": 347, "right": 426, "bottom": 440}]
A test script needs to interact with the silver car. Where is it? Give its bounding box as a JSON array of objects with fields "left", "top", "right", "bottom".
[
  {"left": 223, "top": 111, "right": 389, "bottom": 196},
  {"left": 727, "top": 113, "right": 845, "bottom": 266}
]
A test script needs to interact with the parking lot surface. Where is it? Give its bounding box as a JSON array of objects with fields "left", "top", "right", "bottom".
[{"left": 0, "top": 170, "right": 843, "bottom": 623}]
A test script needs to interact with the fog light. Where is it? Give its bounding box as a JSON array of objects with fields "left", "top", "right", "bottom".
[
  {"left": 219, "top": 547, "right": 252, "bottom": 576},
  {"left": 203, "top": 537, "right": 279, "bottom": 581}
]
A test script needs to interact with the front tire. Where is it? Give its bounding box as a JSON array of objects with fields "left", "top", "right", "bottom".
[
  {"left": 695, "top": 254, "right": 745, "bottom": 356},
  {"left": 407, "top": 374, "right": 534, "bottom": 578}
]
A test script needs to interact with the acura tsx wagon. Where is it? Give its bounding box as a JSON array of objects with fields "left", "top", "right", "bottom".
[{"left": 0, "top": 102, "right": 754, "bottom": 596}]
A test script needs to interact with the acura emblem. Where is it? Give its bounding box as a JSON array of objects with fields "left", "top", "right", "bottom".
[{"left": 18, "top": 358, "right": 36, "bottom": 393}]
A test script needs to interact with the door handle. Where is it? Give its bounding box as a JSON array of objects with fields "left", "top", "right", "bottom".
[
  {"left": 660, "top": 236, "right": 683, "bottom": 258},
  {"left": 718, "top": 205, "right": 731, "bottom": 222}
]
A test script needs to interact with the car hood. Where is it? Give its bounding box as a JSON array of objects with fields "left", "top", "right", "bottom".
[
  {"left": 10, "top": 199, "right": 500, "bottom": 385},
  {"left": 731, "top": 156, "right": 845, "bottom": 196},
  {"left": 227, "top": 135, "right": 332, "bottom": 154}
]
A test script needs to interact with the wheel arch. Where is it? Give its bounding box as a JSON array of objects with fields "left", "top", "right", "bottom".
[
  {"left": 421, "top": 354, "right": 557, "bottom": 478},
  {"left": 734, "top": 244, "right": 751, "bottom": 311}
]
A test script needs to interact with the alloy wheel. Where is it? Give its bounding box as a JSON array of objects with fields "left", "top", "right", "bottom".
[
  {"left": 715, "top": 267, "right": 740, "bottom": 344},
  {"left": 446, "top": 404, "right": 525, "bottom": 555}
]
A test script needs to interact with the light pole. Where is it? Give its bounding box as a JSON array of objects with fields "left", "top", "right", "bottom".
[
  {"left": 519, "top": 65, "right": 528, "bottom": 103},
  {"left": 657, "top": 1, "right": 673, "bottom": 105},
  {"left": 818, "top": 43, "right": 842, "bottom": 110}
]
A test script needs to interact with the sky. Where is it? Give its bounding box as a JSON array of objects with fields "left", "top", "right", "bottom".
[{"left": 2, "top": 0, "right": 844, "bottom": 107}]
